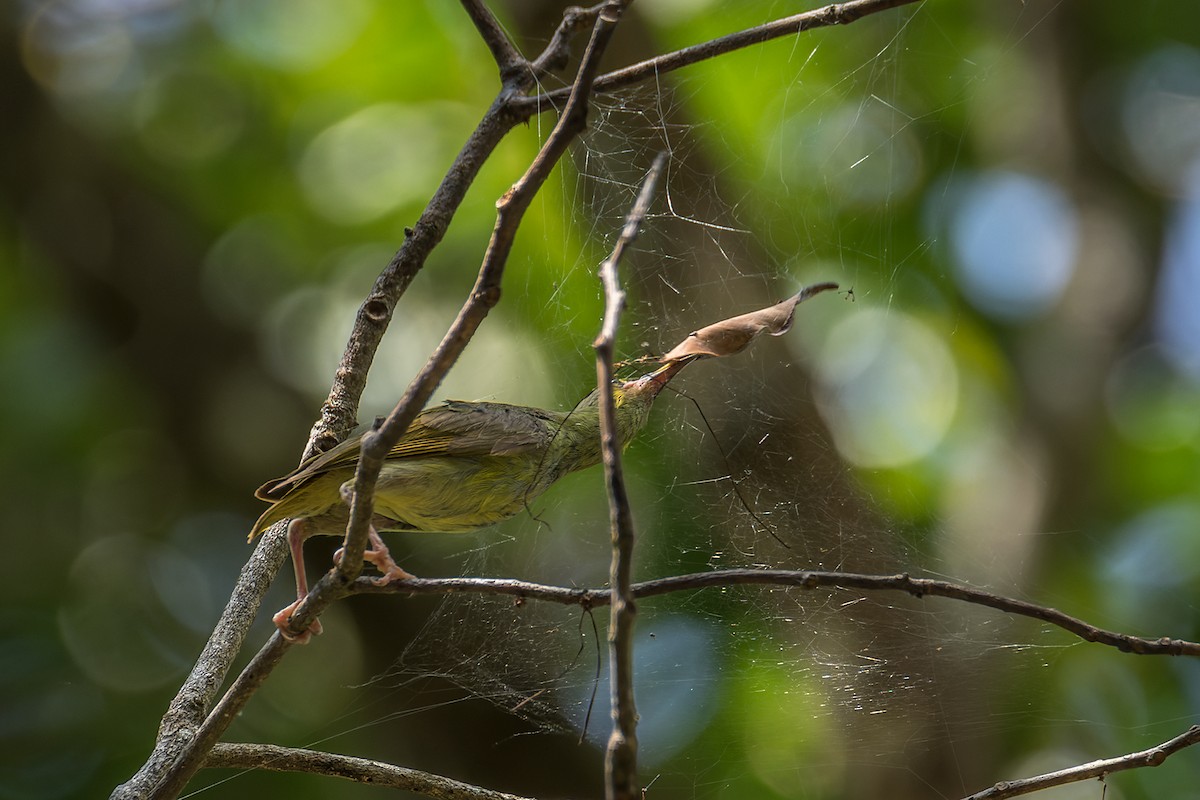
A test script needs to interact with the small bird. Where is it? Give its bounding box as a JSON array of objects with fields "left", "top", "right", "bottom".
[
  {"left": 251, "top": 280, "right": 839, "bottom": 642},
  {"left": 250, "top": 361, "right": 683, "bottom": 641}
]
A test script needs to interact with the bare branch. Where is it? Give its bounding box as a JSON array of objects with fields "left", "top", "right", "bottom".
[
  {"left": 460, "top": 0, "right": 526, "bottom": 81},
  {"left": 207, "top": 742, "right": 546, "bottom": 800},
  {"left": 530, "top": 3, "right": 607, "bottom": 78},
  {"left": 322, "top": 0, "right": 634, "bottom": 614},
  {"left": 355, "top": 569, "right": 1200, "bottom": 657},
  {"left": 113, "top": 82, "right": 526, "bottom": 800},
  {"left": 303, "top": 98, "right": 522, "bottom": 461},
  {"left": 593, "top": 152, "right": 667, "bottom": 800},
  {"left": 512, "top": 0, "right": 922, "bottom": 117},
  {"left": 144, "top": 633, "right": 292, "bottom": 799},
  {"left": 960, "top": 725, "right": 1200, "bottom": 800},
  {"left": 308, "top": 0, "right": 628, "bottom": 463}
]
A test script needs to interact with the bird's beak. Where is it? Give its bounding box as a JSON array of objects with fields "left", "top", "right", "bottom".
[{"left": 620, "top": 359, "right": 690, "bottom": 398}]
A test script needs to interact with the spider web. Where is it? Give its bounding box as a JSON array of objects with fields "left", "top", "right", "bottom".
[{"left": 321, "top": 7, "right": 1100, "bottom": 798}]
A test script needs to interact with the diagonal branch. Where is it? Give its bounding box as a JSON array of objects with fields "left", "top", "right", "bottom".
[
  {"left": 460, "top": 0, "right": 527, "bottom": 81},
  {"left": 593, "top": 152, "right": 667, "bottom": 800},
  {"left": 207, "top": 743, "right": 547, "bottom": 800},
  {"left": 112, "top": 6, "right": 624, "bottom": 798},
  {"left": 304, "top": 0, "right": 609, "bottom": 465},
  {"left": 111, "top": 87, "right": 524, "bottom": 800},
  {"left": 141, "top": 632, "right": 290, "bottom": 799},
  {"left": 353, "top": 569, "right": 1200, "bottom": 657},
  {"left": 136, "top": 8, "right": 636, "bottom": 800},
  {"left": 321, "top": 0, "right": 634, "bottom": 616},
  {"left": 512, "top": 0, "right": 922, "bottom": 117},
  {"left": 530, "top": 3, "right": 607, "bottom": 78},
  {"left": 960, "top": 725, "right": 1200, "bottom": 800},
  {"left": 302, "top": 96, "right": 523, "bottom": 462}
]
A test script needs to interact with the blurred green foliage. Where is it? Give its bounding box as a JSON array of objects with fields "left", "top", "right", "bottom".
[{"left": 3, "top": 2, "right": 1200, "bottom": 799}]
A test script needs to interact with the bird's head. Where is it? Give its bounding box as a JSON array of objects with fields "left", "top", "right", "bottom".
[
  {"left": 574, "top": 359, "right": 688, "bottom": 415},
  {"left": 616, "top": 358, "right": 688, "bottom": 405}
]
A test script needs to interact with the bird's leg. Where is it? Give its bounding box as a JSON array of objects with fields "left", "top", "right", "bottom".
[
  {"left": 272, "top": 517, "right": 323, "bottom": 644},
  {"left": 334, "top": 480, "right": 415, "bottom": 585},
  {"left": 364, "top": 527, "right": 416, "bottom": 586},
  {"left": 332, "top": 525, "right": 416, "bottom": 585}
]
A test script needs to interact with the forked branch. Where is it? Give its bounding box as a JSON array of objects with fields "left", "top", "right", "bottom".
[
  {"left": 512, "top": 0, "right": 923, "bottom": 116},
  {"left": 460, "top": 0, "right": 525, "bottom": 80},
  {"left": 115, "top": 5, "right": 633, "bottom": 799}
]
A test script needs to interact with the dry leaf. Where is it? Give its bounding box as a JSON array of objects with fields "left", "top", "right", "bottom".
[{"left": 660, "top": 281, "right": 839, "bottom": 363}]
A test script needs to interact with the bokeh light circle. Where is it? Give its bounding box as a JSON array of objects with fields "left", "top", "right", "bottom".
[
  {"left": 947, "top": 171, "right": 1078, "bottom": 321},
  {"left": 814, "top": 308, "right": 959, "bottom": 468},
  {"left": 297, "top": 103, "right": 456, "bottom": 225}
]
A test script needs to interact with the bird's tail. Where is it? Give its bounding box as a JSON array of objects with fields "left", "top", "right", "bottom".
[{"left": 248, "top": 501, "right": 289, "bottom": 542}]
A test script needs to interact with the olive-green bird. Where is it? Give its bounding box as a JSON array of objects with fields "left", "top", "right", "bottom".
[{"left": 251, "top": 361, "right": 682, "bottom": 641}]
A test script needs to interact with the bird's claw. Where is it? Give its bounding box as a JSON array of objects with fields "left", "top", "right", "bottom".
[
  {"left": 332, "top": 545, "right": 414, "bottom": 584},
  {"left": 365, "top": 547, "right": 415, "bottom": 585},
  {"left": 371, "top": 565, "right": 416, "bottom": 587},
  {"left": 272, "top": 599, "right": 323, "bottom": 644}
]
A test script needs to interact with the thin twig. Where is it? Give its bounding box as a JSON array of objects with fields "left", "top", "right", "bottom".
[
  {"left": 460, "top": 0, "right": 526, "bottom": 81},
  {"left": 594, "top": 151, "right": 667, "bottom": 800},
  {"left": 302, "top": 98, "right": 523, "bottom": 462},
  {"left": 960, "top": 725, "right": 1200, "bottom": 800},
  {"left": 145, "top": 633, "right": 293, "bottom": 799},
  {"left": 354, "top": 569, "right": 1200, "bottom": 657},
  {"left": 530, "top": 3, "right": 607, "bottom": 77},
  {"left": 512, "top": 0, "right": 922, "bottom": 117},
  {"left": 207, "top": 742, "right": 545, "bottom": 800},
  {"left": 301, "top": 1, "right": 617, "bottom": 467},
  {"left": 307, "top": 0, "right": 621, "bottom": 464}
]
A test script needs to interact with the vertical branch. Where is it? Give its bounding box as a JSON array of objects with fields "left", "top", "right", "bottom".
[
  {"left": 459, "top": 0, "right": 526, "bottom": 81},
  {"left": 593, "top": 152, "right": 667, "bottom": 800}
]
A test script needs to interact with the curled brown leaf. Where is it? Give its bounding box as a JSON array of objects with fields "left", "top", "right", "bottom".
[{"left": 660, "top": 281, "right": 839, "bottom": 363}]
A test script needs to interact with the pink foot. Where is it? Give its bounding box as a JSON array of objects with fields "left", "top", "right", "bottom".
[
  {"left": 272, "top": 598, "right": 323, "bottom": 644},
  {"left": 364, "top": 528, "right": 415, "bottom": 585},
  {"left": 333, "top": 528, "right": 417, "bottom": 585}
]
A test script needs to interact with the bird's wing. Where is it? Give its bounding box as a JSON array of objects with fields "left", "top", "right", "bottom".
[
  {"left": 255, "top": 401, "right": 557, "bottom": 501},
  {"left": 400, "top": 400, "right": 557, "bottom": 458}
]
